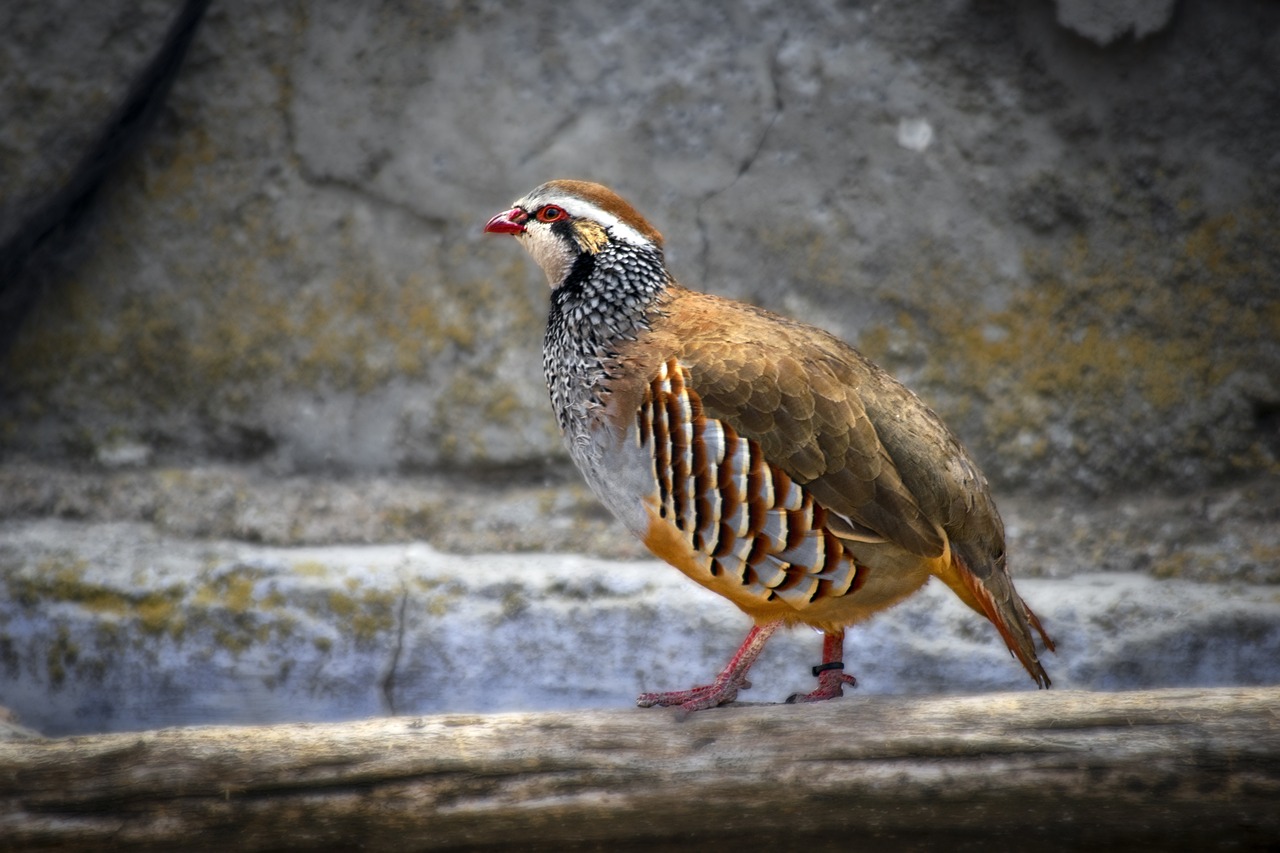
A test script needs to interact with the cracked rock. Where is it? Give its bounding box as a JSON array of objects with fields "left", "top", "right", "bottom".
[{"left": 2, "top": 1, "right": 1277, "bottom": 494}]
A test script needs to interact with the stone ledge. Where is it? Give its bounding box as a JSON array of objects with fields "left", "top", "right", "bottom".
[{"left": 2, "top": 517, "right": 1279, "bottom": 737}]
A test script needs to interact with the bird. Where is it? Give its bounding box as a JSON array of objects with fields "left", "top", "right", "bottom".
[{"left": 484, "top": 179, "right": 1054, "bottom": 713}]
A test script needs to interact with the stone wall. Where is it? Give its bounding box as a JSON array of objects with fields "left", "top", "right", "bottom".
[
  {"left": 3, "top": 0, "right": 1277, "bottom": 491},
  {"left": 1, "top": 1, "right": 1278, "bottom": 737}
]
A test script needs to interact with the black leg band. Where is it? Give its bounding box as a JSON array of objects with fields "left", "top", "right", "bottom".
[{"left": 812, "top": 661, "right": 845, "bottom": 677}]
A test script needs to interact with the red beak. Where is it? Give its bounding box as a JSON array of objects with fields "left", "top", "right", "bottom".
[{"left": 484, "top": 208, "right": 527, "bottom": 235}]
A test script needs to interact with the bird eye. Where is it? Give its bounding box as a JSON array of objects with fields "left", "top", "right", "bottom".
[{"left": 537, "top": 205, "right": 567, "bottom": 223}]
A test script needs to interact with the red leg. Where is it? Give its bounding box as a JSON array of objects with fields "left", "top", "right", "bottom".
[
  {"left": 786, "top": 629, "right": 857, "bottom": 703},
  {"left": 637, "top": 621, "right": 781, "bottom": 714}
]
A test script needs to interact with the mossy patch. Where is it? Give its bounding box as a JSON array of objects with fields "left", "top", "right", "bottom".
[
  {"left": 291, "top": 560, "right": 332, "bottom": 578},
  {"left": 853, "top": 209, "right": 1280, "bottom": 487},
  {"left": 321, "top": 587, "right": 399, "bottom": 643},
  {"left": 409, "top": 576, "right": 465, "bottom": 619},
  {"left": 192, "top": 565, "right": 270, "bottom": 614},
  {"left": 0, "top": 182, "right": 549, "bottom": 464},
  {"left": 7, "top": 555, "right": 188, "bottom": 639}
]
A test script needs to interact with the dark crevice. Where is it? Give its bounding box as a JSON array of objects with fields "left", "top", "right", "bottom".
[
  {"left": 0, "top": 0, "right": 211, "bottom": 358},
  {"left": 1252, "top": 398, "right": 1280, "bottom": 457},
  {"left": 379, "top": 583, "right": 410, "bottom": 715}
]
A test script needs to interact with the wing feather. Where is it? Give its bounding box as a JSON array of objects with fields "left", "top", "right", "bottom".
[{"left": 673, "top": 292, "right": 948, "bottom": 558}]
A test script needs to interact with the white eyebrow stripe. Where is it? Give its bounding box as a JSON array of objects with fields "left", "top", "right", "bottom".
[{"left": 522, "top": 194, "right": 655, "bottom": 248}]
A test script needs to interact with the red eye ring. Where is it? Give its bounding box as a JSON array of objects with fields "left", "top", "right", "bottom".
[{"left": 536, "top": 205, "right": 568, "bottom": 223}]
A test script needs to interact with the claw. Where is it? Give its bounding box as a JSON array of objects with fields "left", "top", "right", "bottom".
[
  {"left": 784, "top": 629, "right": 857, "bottom": 704},
  {"left": 785, "top": 669, "right": 857, "bottom": 704},
  {"left": 636, "top": 624, "right": 859, "bottom": 713},
  {"left": 636, "top": 622, "right": 779, "bottom": 714},
  {"left": 637, "top": 673, "right": 750, "bottom": 713}
]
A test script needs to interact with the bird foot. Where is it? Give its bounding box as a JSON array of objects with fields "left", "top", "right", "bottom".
[
  {"left": 785, "top": 668, "right": 857, "bottom": 704},
  {"left": 637, "top": 675, "right": 752, "bottom": 714},
  {"left": 636, "top": 622, "right": 780, "bottom": 716}
]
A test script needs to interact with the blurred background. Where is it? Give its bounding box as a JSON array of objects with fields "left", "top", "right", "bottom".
[{"left": 1, "top": 0, "right": 1277, "bottom": 736}]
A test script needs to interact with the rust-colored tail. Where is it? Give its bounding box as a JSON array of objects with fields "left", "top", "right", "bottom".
[{"left": 933, "top": 544, "right": 1055, "bottom": 688}]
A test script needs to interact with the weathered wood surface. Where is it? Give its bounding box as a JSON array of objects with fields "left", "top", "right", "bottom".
[{"left": 1, "top": 687, "right": 1277, "bottom": 851}]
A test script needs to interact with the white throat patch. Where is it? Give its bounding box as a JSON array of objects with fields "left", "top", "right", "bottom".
[
  {"left": 519, "top": 228, "right": 577, "bottom": 287},
  {"left": 512, "top": 190, "right": 657, "bottom": 287}
]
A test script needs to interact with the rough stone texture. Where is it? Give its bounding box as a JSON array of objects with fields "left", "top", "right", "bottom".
[
  {"left": 0, "top": 2, "right": 179, "bottom": 243},
  {"left": 1, "top": 0, "right": 1277, "bottom": 492},
  {"left": 3, "top": 517, "right": 1278, "bottom": 737},
  {"left": 1, "top": 1, "right": 1278, "bottom": 738},
  {"left": 1054, "top": 0, "right": 1179, "bottom": 45},
  {"left": 1, "top": 461, "right": 1276, "bottom": 580}
]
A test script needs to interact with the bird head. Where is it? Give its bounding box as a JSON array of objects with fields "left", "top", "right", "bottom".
[{"left": 484, "top": 180, "right": 664, "bottom": 288}]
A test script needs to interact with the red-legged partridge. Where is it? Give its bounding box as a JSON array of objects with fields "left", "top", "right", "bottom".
[{"left": 485, "top": 180, "right": 1054, "bottom": 713}]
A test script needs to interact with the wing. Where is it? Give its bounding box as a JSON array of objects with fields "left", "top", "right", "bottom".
[{"left": 662, "top": 288, "right": 954, "bottom": 558}]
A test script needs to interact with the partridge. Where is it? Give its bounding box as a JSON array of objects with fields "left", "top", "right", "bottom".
[{"left": 484, "top": 180, "right": 1054, "bottom": 713}]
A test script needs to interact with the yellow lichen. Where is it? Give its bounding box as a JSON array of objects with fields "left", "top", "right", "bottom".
[
  {"left": 291, "top": 560, "right": 331, "bottom": 578},
  {"left": 326, "top": 591, "right": 357, "bottom": 618},
  {"left": 10, "top": 557, "right": 188, "bottom": 640},
  {"left": 194, "top": 569, "right": 260, "bottom": 614}
]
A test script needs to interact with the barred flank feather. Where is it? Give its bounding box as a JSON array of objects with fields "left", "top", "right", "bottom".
[{"left": 639, "top": 359, "right": 862, "bottom": 609}]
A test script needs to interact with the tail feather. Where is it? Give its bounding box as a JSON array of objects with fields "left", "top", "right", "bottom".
[
  {"left": 933, "top": 546, "right": 1054, "bottom": 689},
  {"left": 1022, "top": 597, "right": 1056, "bottom": 654}
]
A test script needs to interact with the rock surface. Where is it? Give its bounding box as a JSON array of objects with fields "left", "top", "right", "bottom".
[
  {"left": 1, "top": 1, "right": 1278, "bottom": 738},
  {"left": 1, "top": 462, "right": 1277, "bottom": 580},
  {"left": 0, "top": 2, "right": 179, "bottom": 242},
  {"left": 2, "top": 507, "right": 1278, "bottom": 737},
  {"left": 1053, "top": 0, "right": 1179, "bottom": 45},
  {"left": 2, "top": 0, "right": 1278, "bottom": 491}
]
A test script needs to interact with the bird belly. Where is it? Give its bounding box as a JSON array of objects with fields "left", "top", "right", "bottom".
[{"left": 639, "top": 497, "right": 933, "bottom": 630}]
